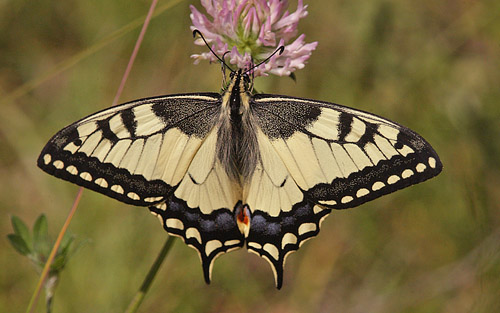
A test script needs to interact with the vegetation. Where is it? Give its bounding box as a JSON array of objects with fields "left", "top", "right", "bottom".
[{"left": 1, "top": 0, "right": 499, "bottom": 312}]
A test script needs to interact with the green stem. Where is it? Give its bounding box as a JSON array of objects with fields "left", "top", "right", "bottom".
[
  {"left": 26, "top": 187, "right": 83, "bottom": 313},
  {"left": 124, "top": 236, "right": 176, "bottom": 313}
]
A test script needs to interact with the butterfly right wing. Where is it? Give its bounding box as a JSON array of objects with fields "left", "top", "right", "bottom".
[{"left": 243, "top": 94, "right": 442, "bottom": 288}]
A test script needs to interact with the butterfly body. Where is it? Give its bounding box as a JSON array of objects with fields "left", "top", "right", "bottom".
[
  {"left": 38, "top": 70, "right": 442, "bottom": 289},
  {"left": 217, "top": 70, "right": 259, "bottom": 182}
]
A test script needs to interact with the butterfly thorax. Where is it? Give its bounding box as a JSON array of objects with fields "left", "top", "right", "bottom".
[{"left": 216, "top": 70, "right": 259, "bottom": 184}]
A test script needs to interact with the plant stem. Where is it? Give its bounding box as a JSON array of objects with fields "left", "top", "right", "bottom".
[
  {"left": 125, "top": 236, "right": 176, "bottom": 313},
  {"left": 26, "top": 0, "right": 165, "bottom": 310},
  {"left": 45, "top": 274, "right": 59, "bottom": 313}
]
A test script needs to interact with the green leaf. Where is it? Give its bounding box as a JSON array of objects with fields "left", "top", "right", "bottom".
[
  {"left": 33, "top": 214, "right": 48, "bottom": 240},
  {"left": 59, "top": 236, "right": 72, "bottom": 259},
  {"left": 33, "top": 214, "right": 49, "bottom": 256},
  {"left": 11, "top": 215, "right": 32, "bottom": 249},
  {"left": 60, "top": 233, "right": 73, "bottom": 250},
  {"left": 51, "top": 254, "right": 67, "bottom": 272},
  {"left": 7, "top": 234, "right": 31, "bottom": 255}
]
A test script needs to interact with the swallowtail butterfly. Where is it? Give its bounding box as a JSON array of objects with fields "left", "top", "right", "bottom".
[{"left": 38, "top": 34, "right": 442, "bottom": 289}]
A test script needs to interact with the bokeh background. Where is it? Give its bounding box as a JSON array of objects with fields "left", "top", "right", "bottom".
[{"left": 1, "top": 0, "right": 500, "bottom": 312}]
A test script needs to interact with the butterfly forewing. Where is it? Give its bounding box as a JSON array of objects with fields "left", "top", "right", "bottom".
[
  {"left": 38, "top": 93, "right": 220, "bottom": 205},
  {"left": 252, "top": 94, "right": 442, "bottom": 208}
]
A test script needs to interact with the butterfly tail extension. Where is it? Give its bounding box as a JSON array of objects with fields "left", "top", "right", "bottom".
[
  {"left": 246, "top": 201, "right": 331, "bottom": 289},
  {"left": 149, "top": 196, "right": 245, "bottom": 285}
]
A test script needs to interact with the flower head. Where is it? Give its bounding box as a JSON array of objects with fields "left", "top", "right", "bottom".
[{"left": 190, "top": 0, "right": 317, "bottom": 76}]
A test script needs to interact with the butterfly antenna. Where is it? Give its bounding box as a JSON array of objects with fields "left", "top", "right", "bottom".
[
  {"left": 193, "top": 30, "right": 234, "bottom": 73},
  {"left": 243, "top": 46, "right": 285, "bottom": 76},
  {"left": 221, "top": 51, "right": 231, "bottom": 87}
]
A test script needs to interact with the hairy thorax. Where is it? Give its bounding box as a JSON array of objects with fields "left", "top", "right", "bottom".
[{"left": 216, "top": 75, "right": 259, "bottom": 184}]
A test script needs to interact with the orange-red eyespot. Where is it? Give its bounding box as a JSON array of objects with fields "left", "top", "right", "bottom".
[
  {"left": 235, "top": 203, "right": 251, "bottom": 237},
  {"left": 237, "top": 205, "right": 249, "bottom": 225}
]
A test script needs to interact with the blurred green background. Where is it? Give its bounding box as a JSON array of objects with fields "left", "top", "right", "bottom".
[{"left": 1, "top": 0, "right": 500, "bottom": 312}]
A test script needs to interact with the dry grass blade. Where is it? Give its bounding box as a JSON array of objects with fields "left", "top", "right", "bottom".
[{"left": 25, "top": 0, "right": 166, "bottom": 311}]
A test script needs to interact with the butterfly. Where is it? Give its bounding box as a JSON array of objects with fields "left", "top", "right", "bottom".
[{"left": 38, "top": 31, "right": 442, "bottom": 289}]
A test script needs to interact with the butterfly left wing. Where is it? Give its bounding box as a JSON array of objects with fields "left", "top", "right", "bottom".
[
  {"left": 246, "top": 94, "right": 442, "bottom": 288},
  {"left": 38, "top": 93, "right": 245, "bottom": 283}
]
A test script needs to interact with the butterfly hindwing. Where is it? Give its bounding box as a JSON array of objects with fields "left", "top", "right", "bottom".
[
  {"left": 149, "top": 196, "right": 244, "bottom": 285},
  {"left": 240, "top": 126, "right": 330, "bottom": 288},
  {"left": 150, "top": 127, "right": 244, "bottom": 283},
  {"left": 246, "top": 200, "right": 331, "bottom": 289}
]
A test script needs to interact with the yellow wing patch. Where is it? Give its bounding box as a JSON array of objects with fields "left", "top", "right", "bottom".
[{"left": 175, "top": 128, "right": 241, "bottom": 214}]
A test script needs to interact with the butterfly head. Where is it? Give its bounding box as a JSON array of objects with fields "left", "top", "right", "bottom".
[
  {"left": 227, "top": 69, "right": 251, "bottom": 92},
  {"left": 193, "top": 29, "right": 284, "bottom": 90}
]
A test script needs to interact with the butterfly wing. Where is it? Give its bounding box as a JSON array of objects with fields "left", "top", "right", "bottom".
[
  {"left": 247, "top": 94, "right": 442, "bottom": 288},
  {"left": 149, "top": 127, "right": 244, "bottom": 284},
  {"left": 38, "top": 93, "right": 244, "bottom": 282}
]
